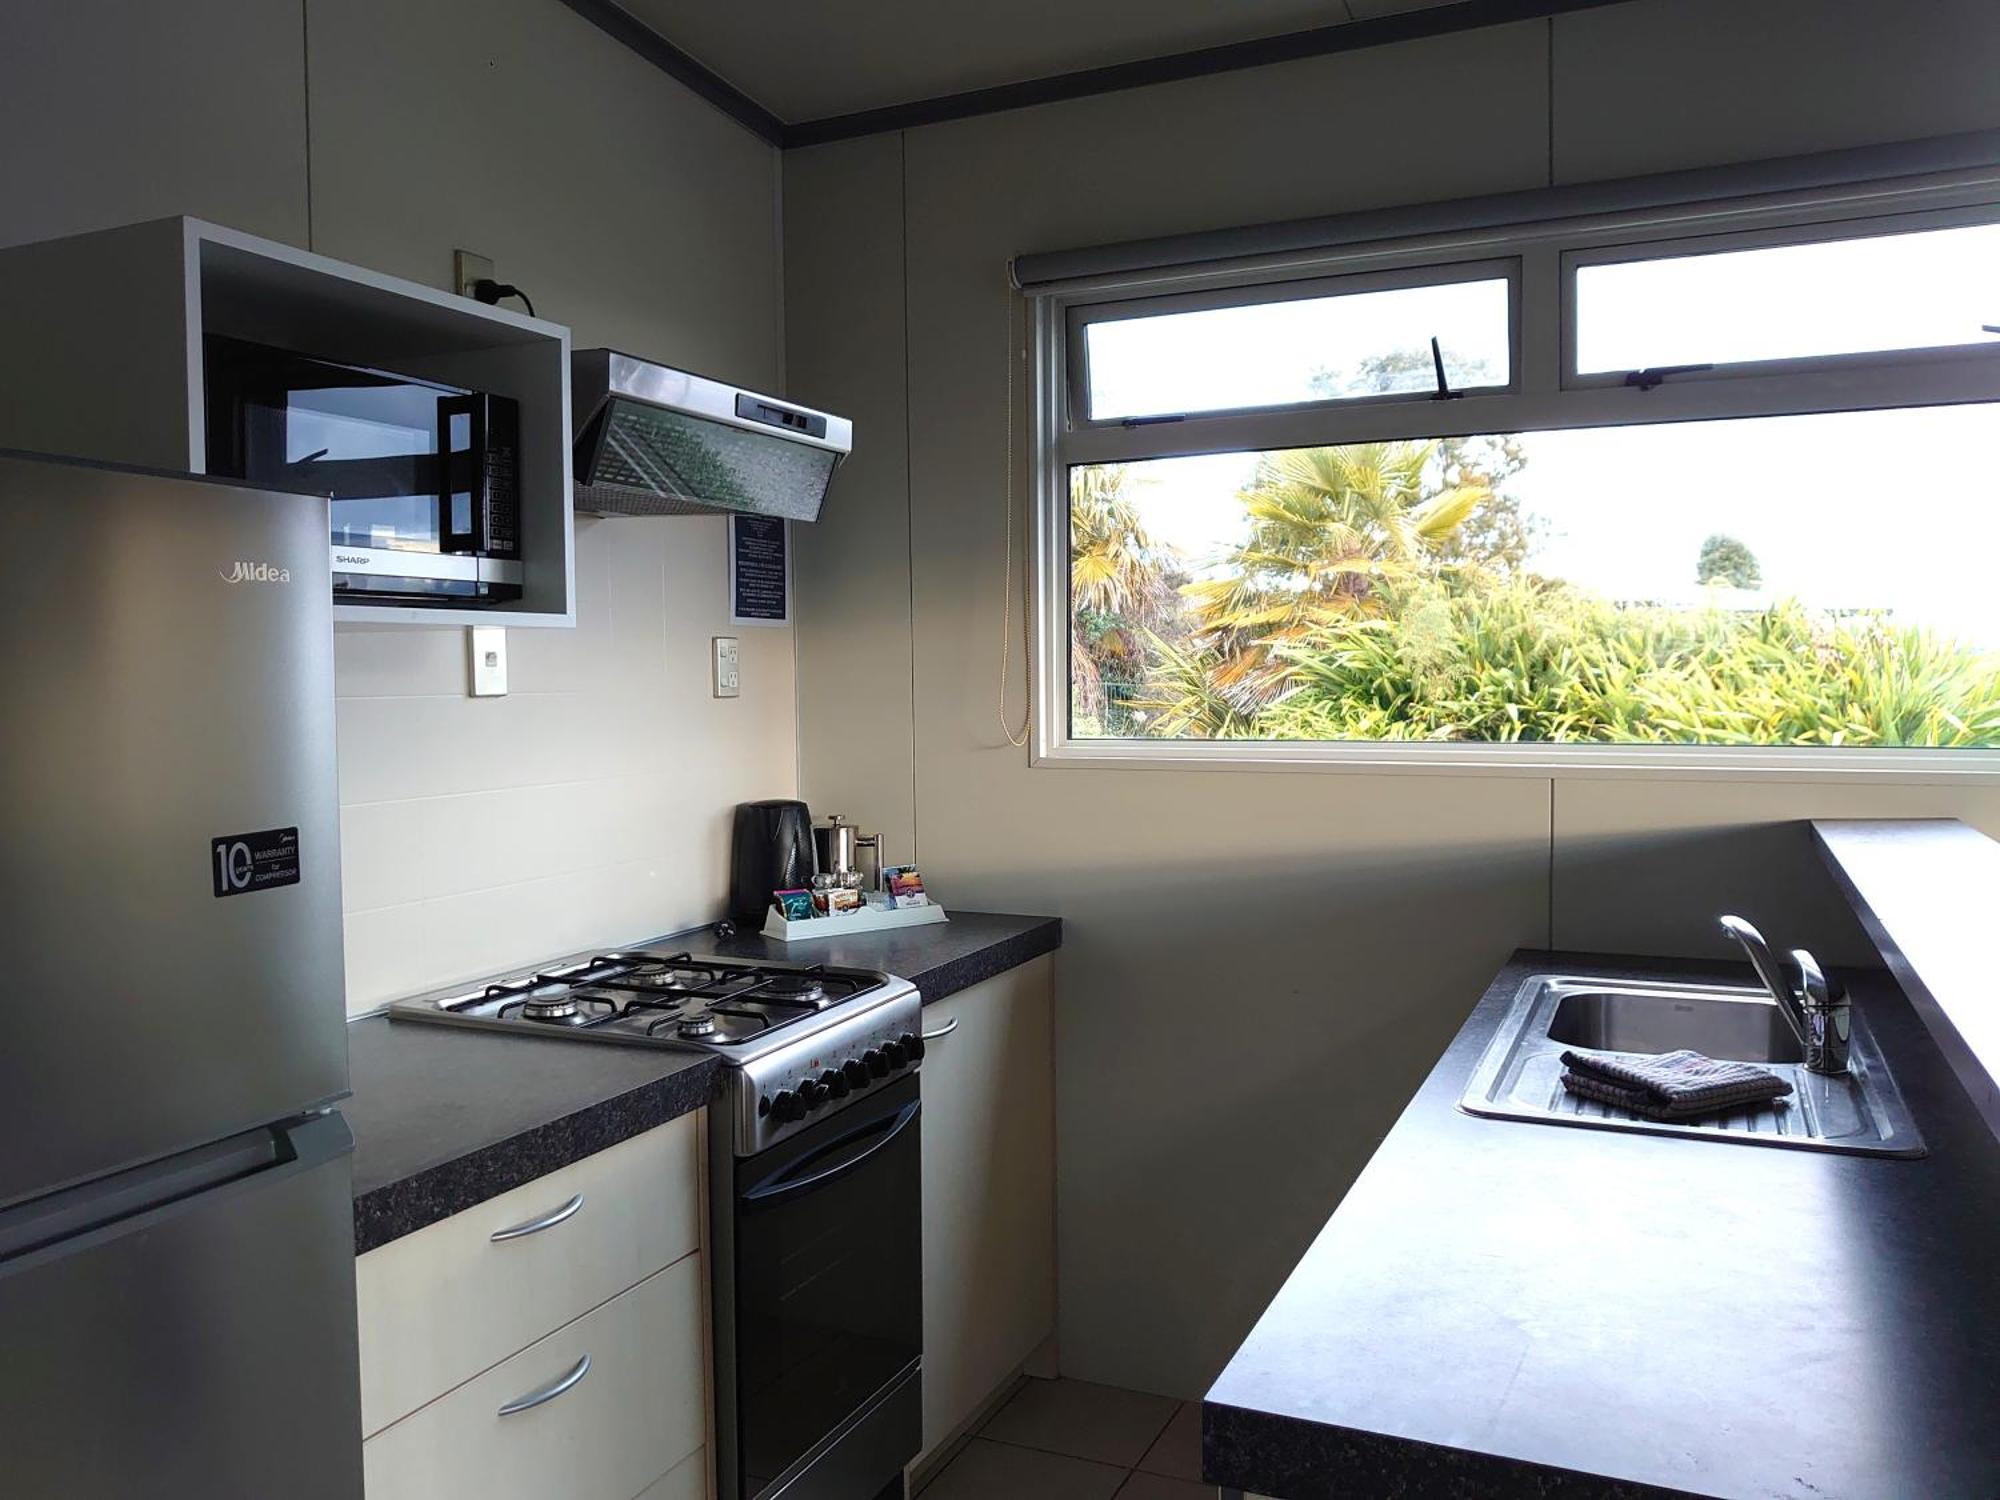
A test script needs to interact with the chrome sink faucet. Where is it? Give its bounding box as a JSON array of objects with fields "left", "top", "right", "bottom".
[{"left": 1720, "top": 915, "right": 1852, "bottom": 1075}]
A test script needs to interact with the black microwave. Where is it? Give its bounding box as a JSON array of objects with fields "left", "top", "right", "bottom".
[{"left": 204, "top": 337, "right": 522, "bottom": 604}]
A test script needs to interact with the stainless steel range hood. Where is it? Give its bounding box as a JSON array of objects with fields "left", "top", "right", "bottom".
[{"left": 571, "top": 350, "right": 852, "bottom": 521}]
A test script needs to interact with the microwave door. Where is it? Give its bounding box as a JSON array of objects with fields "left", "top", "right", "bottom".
[
  {"left": 291, "top": 453, "right": 441, "bottom": 500},
  {"left": 276, "top": 381, "right": 443, "bottom": 553}
]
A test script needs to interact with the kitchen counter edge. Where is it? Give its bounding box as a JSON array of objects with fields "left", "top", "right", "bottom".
[{"left": 1812, "top": 817, "right": 2000, "bottom": 1143}]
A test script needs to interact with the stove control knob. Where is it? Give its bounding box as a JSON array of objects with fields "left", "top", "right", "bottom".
[
  {"left": 864, "top": 1048, "right": 889, "bottom": 1078},
  {"left": 757, "top": 1094, "right": 773, "bottom": 1118},
  {"left": 883, "top": 1039, "right": 907, "bottom": 1069},
  {"left": 800, "top": 1078, "right": 828, "bottom": 1109},
  {"left": 771, "top": 1089, "right": 803, "bottom": 1123},
  {"left": 900, "top": 1031, "right": 924, "bottom": 1061},
  {"left": 842, "top": 1058, "right": 869, "bottom": 1088},
  {"left": 821, "top": 1068, "right": 850, "bottom": 1099}
]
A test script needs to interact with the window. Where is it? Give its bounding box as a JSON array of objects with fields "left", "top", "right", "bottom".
[
  {"left": 1573, "top": 219, "right": 2000, "bottom": 376},
  {"left": 1077, "top": 268, "right": 1513, "bottom": 420},
  {"left": 1037, "top": 182, "right": 2000, "bottom": 770}
]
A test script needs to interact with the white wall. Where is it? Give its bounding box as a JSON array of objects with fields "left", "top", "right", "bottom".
[
  {"left": 784, "top": 0, "right": 2000, "bottom": 1398},
  {"left": 0, "top": 0, "right": 792, "bottom": 1013}
]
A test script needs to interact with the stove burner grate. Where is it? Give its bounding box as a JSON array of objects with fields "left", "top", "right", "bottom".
[{"left": 453, "top": 951, "right": 880, "bottom": 1045}]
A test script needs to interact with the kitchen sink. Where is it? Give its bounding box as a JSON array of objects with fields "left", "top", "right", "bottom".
[{"left": 1459, "top": 974, "right": 1924, "bottom": 1156}]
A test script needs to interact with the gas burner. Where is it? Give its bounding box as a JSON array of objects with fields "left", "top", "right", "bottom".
[
  {"left": 520, "top": 983, "right": 589, "bottom": 1026},
  {"left": 618, "top": 962, "right": 723, "bottom": 991},
  {"left": 676, "top": 1014, "right": 718, "bottom": 1038},
  {"left": 757, "top": 974, "right": 828, "bottom": 1007}
]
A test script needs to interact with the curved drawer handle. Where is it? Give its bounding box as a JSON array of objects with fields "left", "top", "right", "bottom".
[
  {"left": 497, "top": 1353, "right": 591, "bottom": 1417},
  {"left": 489, "top": 1192, "right": 584, "bottom": 1243},
  {"left": 921, "top": 1017, "right": 960, "bottom": 1042}
]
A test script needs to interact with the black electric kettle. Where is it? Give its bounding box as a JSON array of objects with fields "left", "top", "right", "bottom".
[{"left": 728, "top": 800, "right": 816, "bottom": 928}]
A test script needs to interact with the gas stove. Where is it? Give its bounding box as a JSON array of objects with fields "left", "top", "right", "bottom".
[
  {"left": 388, "top": 948, "right": 925, "bottom": 1154},
  {"left": 393, "top": 944, "right": 932, "bottom": 1500}
]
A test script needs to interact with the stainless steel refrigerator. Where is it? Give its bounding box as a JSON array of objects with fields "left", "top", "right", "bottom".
[{"left": 0, "top": 451, "right": 363, "bottom": 1497}]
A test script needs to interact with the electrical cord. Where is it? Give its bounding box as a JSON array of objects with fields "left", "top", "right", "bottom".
[
  {"left": 998, "top": 274, "right": 1031, "bottom": 749},
  {"left": 469, "top": 277, "right": 536, "bottom": 318}
]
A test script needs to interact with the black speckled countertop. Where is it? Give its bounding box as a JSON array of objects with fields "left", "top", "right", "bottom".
[
  {"left": 1204, "top": 950, "right": 2000, "bottom": 1500},
  {"left": 344, "top": 911, "right": 1060, "bottom": 1254},
  {"left": 344, "top": 1021, "right": 720, "bottom": 1255},
  {"left": 708, "top": 910, "right": 1061, "bottom": 1003}
]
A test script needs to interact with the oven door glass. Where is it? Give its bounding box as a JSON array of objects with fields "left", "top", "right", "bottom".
[{"left": 733, "top": 1074, "right": 921, "bottom": 1496}]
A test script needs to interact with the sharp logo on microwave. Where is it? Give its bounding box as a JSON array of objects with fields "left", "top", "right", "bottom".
[{"left": 218, "top": 560, "right": 292, "bottom": 584}]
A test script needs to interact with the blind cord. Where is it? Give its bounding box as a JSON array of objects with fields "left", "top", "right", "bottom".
[{"left": 998, "top": 276, "right": 1032, "bottom": 748}]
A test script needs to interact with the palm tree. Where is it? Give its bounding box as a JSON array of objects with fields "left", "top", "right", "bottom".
[
  {"left": 1069, "top": 465, "right": 1177, "bottom": 726},
  {"left": 1181, "top": 440, "right": 1486, "bottom": 708}
]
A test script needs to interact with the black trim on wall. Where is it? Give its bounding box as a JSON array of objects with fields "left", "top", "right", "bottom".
[
  {"left": 786, "top": 0, "right": 1634, "bottom": 148},
  {"left": 566, "top": 0, "right": 1640, "bottom": 151},
  {"left": 558, "top": 0, "right": 785, "bottom": 145}
]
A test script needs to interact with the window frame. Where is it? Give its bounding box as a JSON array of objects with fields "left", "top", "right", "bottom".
[
  {"left": 1066, "top": 255, "right": 1522, "bottom": 425},
  {"left": 1562, "top": 200, "right": 2000, "bottom": 391},
  {"left": 1028, "top": 167, "right": 2000, "bottom": 779}
]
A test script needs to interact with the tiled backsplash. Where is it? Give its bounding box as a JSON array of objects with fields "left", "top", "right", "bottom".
[{"left": 335, "top": 513, "right": 797, "bottom": 1014}]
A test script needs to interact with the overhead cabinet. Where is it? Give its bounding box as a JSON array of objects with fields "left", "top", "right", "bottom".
[{"left": 0, "top": 216, "right": 575, "bottom": 626}]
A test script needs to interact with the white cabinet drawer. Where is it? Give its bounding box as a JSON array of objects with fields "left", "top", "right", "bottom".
[
  {"left": 363, "top": 1253, "right": 705, "bottom": 1500},
  {"left": 358, "top": 1111, "right": 701, "bottom": 1436}
]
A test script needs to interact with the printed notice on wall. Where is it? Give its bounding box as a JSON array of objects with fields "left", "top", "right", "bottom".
[{"left": 729, "top": 514, "right": 789, "bottom": 626}]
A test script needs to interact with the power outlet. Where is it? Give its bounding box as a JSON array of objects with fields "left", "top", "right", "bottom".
[
  {"left": 469, "top": 626, "right": 508, "bottom": 696},
  {"left": 453, "top": 248, "right": 495, "bottom": 298},
  {"left": 713, "top": 636, "right": 741, "bottom": 698}
]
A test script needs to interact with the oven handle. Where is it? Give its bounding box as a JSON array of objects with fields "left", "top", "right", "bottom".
[{"left": 743, "top": 1098, "right": 920, "bottom": 1209}]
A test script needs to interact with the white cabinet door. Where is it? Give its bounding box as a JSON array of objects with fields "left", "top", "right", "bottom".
[
  {"left": 918, "top": 956, "right": 1056, "bottom": 1460},
  {"left": 363, "top": 1254, "right": 704, "bottom": 1500}
]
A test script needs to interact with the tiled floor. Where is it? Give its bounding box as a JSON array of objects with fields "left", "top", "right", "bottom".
[{"left": 920, "top": 1378, "right": 1215, "bottom": 1500}]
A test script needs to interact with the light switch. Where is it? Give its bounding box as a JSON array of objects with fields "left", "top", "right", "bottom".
[
  {"left": 713, "top": 636, "right": 741, "bottom": 698},
  {"left": 469, "top": 626, "right": 508, "bottom": 696}
]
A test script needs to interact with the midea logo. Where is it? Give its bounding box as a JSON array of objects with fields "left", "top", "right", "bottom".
[{"left": 219, "top": 561, "right": 292, "bottom": 584}]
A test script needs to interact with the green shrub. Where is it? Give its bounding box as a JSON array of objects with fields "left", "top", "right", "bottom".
[{"left": 1162, "top": 579, "right": 2000, "bottom": 747}]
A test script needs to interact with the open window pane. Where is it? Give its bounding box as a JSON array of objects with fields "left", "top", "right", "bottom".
[
  {"left": 1081, "top": 276, "right": 1511, "bottom": 420},
  {"left": 1576, "top": 221, "right": 2000, "bottom": 374},
  {"left": 1067, "top": 403, "right": 2000, "bottom": 747}
]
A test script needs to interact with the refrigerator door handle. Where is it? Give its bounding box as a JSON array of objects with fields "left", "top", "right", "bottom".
[
  {"left": 489, "top": 1192, "right": 584, "bottom": 1243},
  {"left": 497, "top": 1353, "right": 592, "bottom": 1416},
  {"left": 0, "top": 1113, "right": 349, "bottom": 1266}
]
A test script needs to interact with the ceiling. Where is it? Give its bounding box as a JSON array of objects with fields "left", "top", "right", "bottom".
[{"left": 615, "top": 0, "right": 1480, "bottom": 126}]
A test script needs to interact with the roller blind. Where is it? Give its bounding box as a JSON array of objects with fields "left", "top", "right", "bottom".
[{"left": 1009, "top": 128, "right": 2000, "bottom": 293}]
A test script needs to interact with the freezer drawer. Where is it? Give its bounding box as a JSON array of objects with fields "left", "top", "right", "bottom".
[
  {"left": 0, "top": 453, "right": 348, "bottom": 1206},
  {"left": 0, "top": 1112, "right": 363, "bottom": 1499}
]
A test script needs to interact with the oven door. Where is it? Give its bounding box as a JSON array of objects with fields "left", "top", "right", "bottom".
[{"left": 727, "top": 1073, "right": 922, "bottom": 1500}]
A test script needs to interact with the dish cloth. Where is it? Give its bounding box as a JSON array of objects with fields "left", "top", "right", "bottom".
[{"left": 1560, "top": 1048, "right": 1792, "bottom": 1121}]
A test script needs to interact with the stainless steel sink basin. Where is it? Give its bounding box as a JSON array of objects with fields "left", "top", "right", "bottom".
[
  {"left": 1546, "top": 985, "right": 1804, "bottom": 1064},
  {"left": 1460, "top": 975, "right": 1924, "bottom": 1156}
]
